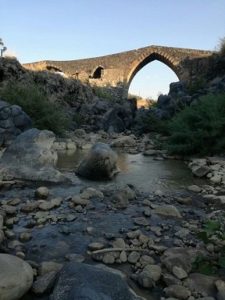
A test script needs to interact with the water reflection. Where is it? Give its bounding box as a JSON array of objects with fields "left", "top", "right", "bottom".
[{"left": 57, "top": 149, "right": 205, "bottom": 193}]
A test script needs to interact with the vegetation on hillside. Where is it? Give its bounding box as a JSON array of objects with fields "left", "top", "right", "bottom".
[
  {"left": 166, "top": 93, "right": 225, "bottom": 155},
  {"left": 0, "top": 82, "right": 71, "bottom": 135}
]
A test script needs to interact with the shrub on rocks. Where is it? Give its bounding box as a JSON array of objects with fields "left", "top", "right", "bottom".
[{"left": 167, "top": 93, "right": 225, "bottom": 155}]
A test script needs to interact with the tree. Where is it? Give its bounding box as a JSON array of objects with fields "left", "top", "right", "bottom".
[{"left": 0, "top": 38, "right": 7, "bottom": 57}]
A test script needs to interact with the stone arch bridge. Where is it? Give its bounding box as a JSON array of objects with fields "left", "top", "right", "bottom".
[{"left": 23, "top": 45, "right": 213, "bottom": 98}]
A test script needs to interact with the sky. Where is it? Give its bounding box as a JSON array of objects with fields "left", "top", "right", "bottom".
[{"left": 1, "top": 0, "right": 225, "bottom": 99}]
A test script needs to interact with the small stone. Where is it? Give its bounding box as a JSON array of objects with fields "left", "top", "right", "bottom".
[
  {"left": 38, "top": 261, "right": 63, "bottom": 276},
  {"left": 32, "top": 271, "right": 57, "bottom": 295},
  {"left": 140, "top": 255, "right": 155, "bottom": 266},
  {"left": 35, "top": 187, "right": 49, "bottom": 199},
  {"left": 21, "top": 202, "right": 39, "bottom": 213},
  {"left": 0, "top": 215, "right": 3, "bottom": 229},
  {"left": 143, "top": 207, "right": 151, "bottom": 217},
  {"left": 120, "top": 251, "right": 127, "bottom": 263},
  {"left": 88, "top": 242, "right": 105, "bottom": 251},
  {"left": 172, "top": 266, "right": 188, "bottom": 279},
  {"left": 127, "top": 251, "right": 140, "bottom": 264},
  {"left": 187, "top": 185, "right": 202, "bottom": 193},
  {"left": 134, "top": 217, "right": 149, "bottom": 226},
  {"left": 19, "top": 232, "right": 32, "bottom": 242},
  {"left": 164, "top": 285, "right": 191, "bottom": 299},
  {"left": 7, "top": 198, "right": 21, "bottom": 206},
  {"left": 0, "top": 230, "right": 4, "bottom": 243},
  {"left": 71, "top": 195, "right": 89, "bottom": 206},
  {"left": 154, "top": 205, "right": 182, "bottom": 218},
  {"left": 65, "top": 253, "right": 85, "bottom": 263},
  {"left": 2, "top": 205, "right": 17, "bottom": 215},
  {"left": 80, "top": 187, "right": 104, "bottom": 200},
  {"left": 66, "top": 214, "right": 76, "bottom": 222},
  {"left": 112, "top": 238, "right": 126, "bottom": 248},
  {"left": 102, "top": 253, "right": 115, "bottom": 264}
]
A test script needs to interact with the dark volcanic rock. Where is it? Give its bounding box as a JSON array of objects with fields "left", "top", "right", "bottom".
[
  {"left": 51, "top": 262, "right": 142, "bottom": 300},
  {"left": 76, "top": 143, "right": 118, "bottom": 180},
  {"left": 0, "top": 100, "right": 32, "bottom": 146}
]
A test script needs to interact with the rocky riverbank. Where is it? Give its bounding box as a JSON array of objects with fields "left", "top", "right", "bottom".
[{"left": 0, "top": 130, "right": 225, "bottom": 300}]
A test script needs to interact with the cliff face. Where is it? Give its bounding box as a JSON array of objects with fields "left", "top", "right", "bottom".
[{"left": 0, "top": 57, "right": 95, "bottom": 109}]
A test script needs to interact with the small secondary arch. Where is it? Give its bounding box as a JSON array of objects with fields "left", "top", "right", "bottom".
[{"left": 90, "top": 66, "right": 104, "bottom": 79}]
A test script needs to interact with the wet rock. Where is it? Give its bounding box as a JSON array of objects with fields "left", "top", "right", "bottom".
[
  {"left": 74, "top": 128, "right": 86, "bottom": 138},
  {"left": 0, "top": 230, "right": 4, "bottom": 244},
  {"left": 19, "top": 232, "right": 32, "bottom": 242},
  {"left": 39, "top": 261, "right": 63, "bottom": 276},
  {"left": 164, "top": 284, "right": 191, "bottom": 299},
  {"left": 153, "top": 205, "right": 182, "bottom": 218},
  {"left": 162, "top": 273, "right": 181, "bottom": 286},
  {"left": 139, "top": 255, "right": 155, "bottom": 266},
  {"left": 112, "top": 238, "right": 126, "bottom": 248},
  {"left": 7, "top": 198, "right": 21, "bottom": 206},
  {"left": 38, "top": 197, "right": 62, "bottom": 211},
  {"left": 88, "top": 242, "right": 105, "bottom": 251},
  {"left": 71, "top": 195, "right": 89, "bottom": 206},
  {"left": 133, "top": 217, "right": 149, "bottom": 226},
  {"left": 65, "top": 253, "right": 85, "bottom": 263},
  {"left": 51, "top": 262, "right": 142, "bottom": 300},
  {"left": 141, "top": 264, "right": 162, "bottom": 282},
  {"left": 172, "top": 266, "right": 188, "bottom": 279},
  {"left": 143, "top": 149, "right": 159, "bottom": 156},
  {"left": 76, "top": 143, "right": 118, "bottom": 180},
  {"left": 161, "top": 247, "right": 202, "bottom": 273},
  {"left": 111, "top": 136, "right": 136, "bottom": 148},
  {"left": 0, "top": 254, "right": 33, "bottom": 300},
  {"left": 120, "top": 251, "right": 127, "bottom": 263},
  {"left": 80, "top": 187, "right": 104, "bottom": 200},
  {"left": 32, "top": 271, "right": 57, "bottom": 295},
  {"left": 187, "top": 185, "right": 202, "bottom": 193},
  {"left": 112, "top": 185, "right": 136, "bottom": 209},
  {"left": 192, "top": 165, "right": 210, "bottom": 177},
  {"left": 128, "top": 251, "right": 140, "bottom": 264},
  {"left": 103, "top": 253, "right": 116, "bottom": 264},
  {"left": 2, "top": 204, "right": 17, "bottom": 215},
  {"left": 183, "top": 273, "right": 218, "bottom": 296},
  {"left": 20, "top": 201, "right": 39, "bottom": 213},
  {"left": 35, "top": 186, "right": 49, "bottom": 199},
  {"left": 0, "top": 214, "right": 3, "bottom": 229},
  {"left": 215, "top": 279, "right": 225, "bottom": 300}
]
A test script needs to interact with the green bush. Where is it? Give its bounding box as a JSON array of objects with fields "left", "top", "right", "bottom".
[
  {"left": 219, "top": 37, "right": 225, "bottom": 56},
  {"left": 166, "top": 93, "right": 225, "bottom": 155},
  {"left": 192, "top": 219, "right": 225, "bottom": 275},
  {"left": 0, "top": 82, "right": 71, "bottom": 135}
]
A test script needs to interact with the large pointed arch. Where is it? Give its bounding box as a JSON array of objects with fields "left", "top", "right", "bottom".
[{"left": 126, "top": 51, "right": 181, "bottom": 88}]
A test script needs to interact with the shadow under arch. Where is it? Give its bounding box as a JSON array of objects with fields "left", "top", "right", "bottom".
[
  {"left": 90, "top": 66, "right": 104, "bottom": 79},
  {"left": 127, "top": 52, "right": 181, "bottom": 90},
  {"left": 46, "top": 65, "right": 63, "bottom": 73}
]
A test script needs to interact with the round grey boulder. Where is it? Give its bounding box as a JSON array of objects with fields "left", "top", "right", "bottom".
[
  {"left": 76, "top": 143, "right": 118, "bottom": 180},
  {"left": 0, "top": 254, "right": 33, "bottom": 300}
]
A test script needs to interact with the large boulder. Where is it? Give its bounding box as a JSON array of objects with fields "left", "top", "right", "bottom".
[
  {"left": 76, "top": 143, "right": 118, "bottom": 180},
  {"left": 0, "top": 254, "right": 33, "bottom": 300},
  {"left": 0, "top": 128, "right": 66, "bottom": 182},
  {"left": 51, "top": 262, "right": 143, "bottom": 300},
  {"left": 0, "top": 100, "right": 32, "bottom": 146}
]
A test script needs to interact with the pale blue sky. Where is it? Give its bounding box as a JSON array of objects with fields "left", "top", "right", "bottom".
[{"left": 1, "top": 0, "right": 225, "bottom": 98}]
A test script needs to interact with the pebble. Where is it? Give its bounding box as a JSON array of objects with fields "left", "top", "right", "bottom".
[
  {"left": 88, "top": 242, "right": 105, "bottom": 251},
  {"left": 127, "top": 251, "right": 140, "bottom": 264},
  {"left": 35, "top": 187, "right": 49, "bottom": 199}
]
